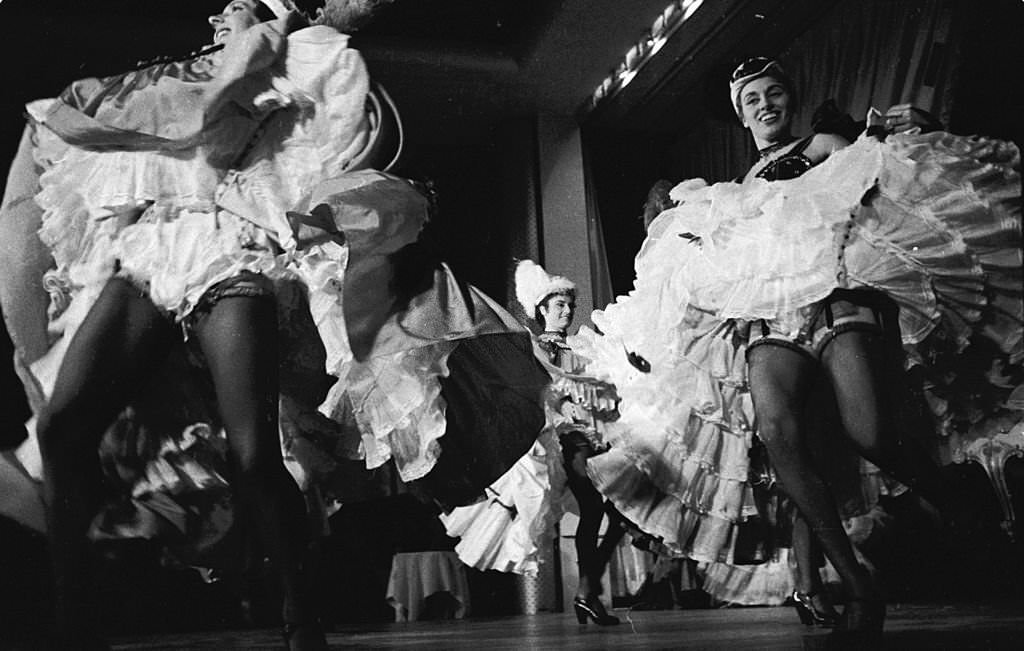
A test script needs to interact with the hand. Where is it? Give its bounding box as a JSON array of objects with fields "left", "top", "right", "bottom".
[{"left": 883, "top": 103, "right": 942, "bottom": 134}]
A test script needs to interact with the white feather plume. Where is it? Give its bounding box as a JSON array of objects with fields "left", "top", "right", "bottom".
[{"left": 514, "top": 260, "right": 575, "bottom": 317}]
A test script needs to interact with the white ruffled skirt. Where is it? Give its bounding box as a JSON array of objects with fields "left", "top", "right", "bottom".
[
  {"left": 439, "top": 430, "right": 567, "bottom": 576},
  {"left": 570, "top": 131, "right": 1022, "bottom": 563},
  {"left": 12, "top": 137, "right": 545, "bottom": 558}
]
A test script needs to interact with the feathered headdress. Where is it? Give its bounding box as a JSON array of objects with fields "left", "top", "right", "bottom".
[{"left": 514, "top": 260, "right": 576, "bottom": 317}]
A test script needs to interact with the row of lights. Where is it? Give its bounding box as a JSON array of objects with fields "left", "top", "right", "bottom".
[{"left": 583, "top": 0, "right": 705, "bottom": 114}]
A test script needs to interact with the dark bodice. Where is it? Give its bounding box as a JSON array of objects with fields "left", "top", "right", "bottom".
[{"left": 754, "top": 135, "right": 815, "bottom": 181}]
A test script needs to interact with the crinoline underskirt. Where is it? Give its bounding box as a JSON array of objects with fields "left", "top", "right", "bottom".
[
  {"left": 700, "top": 548, "right": 797, "bottom": 606},
  {"left": 439, "top": 430, "right": 566, "bottom": 576},
  {"left": 651, "top": 133, "right": 1020, "bottom": 353},
  {"left": 568, "top": 131, "right": 1021, "bottom": 563},
  {"left": 2, "top": 24, "right": 542, "bottom": 557},
  {"left": 653, "top": 132, "right": 1022, "bottom": 430},
  {"left": 15, "top": 157, "right": 544, "bottom": 557},
  {"left": 571, "top": 310, "right": 757, "bottom": 563}
]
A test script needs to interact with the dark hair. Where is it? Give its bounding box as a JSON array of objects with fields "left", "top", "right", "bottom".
[
  {"left": 253, "top": 1, "right": 277, "bottom": 22},
  {"left": 534, "top": 291, "right": 576, "bottom": 326}
]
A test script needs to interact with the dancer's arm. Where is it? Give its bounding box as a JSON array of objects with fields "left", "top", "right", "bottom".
[{"left": 802, "top": 132, "right": 850, "bottom": 166}]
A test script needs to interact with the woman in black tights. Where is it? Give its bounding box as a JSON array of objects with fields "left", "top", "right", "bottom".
[
  {"left": 728, "top": 56, "right": 995, "bottom": 638},
  {"left": 518, "top": 260, "right": 626, "bottom": 625},
  {"left": 580, "top": 56, "right": 1018, "bottom": 642},
  {"left": 15, "top": 1, "right": 377, "bottom": 648}
]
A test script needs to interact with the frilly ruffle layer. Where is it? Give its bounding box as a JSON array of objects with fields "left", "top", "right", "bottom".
[
  {"left": 844, "top": 133, "right": 1021, "bottom": 356},
  {"left": 646, "top": 133, "right": 1020, "bottom": 354},
  {"left": 571, "top": 309, "right": 757, "bottom": 563},
  {"left": 651, "top": 133, "right": 1021, "bottom": 432},
  {"left": 700, "top": 548, "right": 796, "bottom": 606},
  {"left": 88, "top": 423, "right": 236, "bottom": 561},
  {"left": 294, "top": 248, "right": 478, "bottom": 484},
  {"left": 440, "top": 431, "right": 567, "bottom": 575}
]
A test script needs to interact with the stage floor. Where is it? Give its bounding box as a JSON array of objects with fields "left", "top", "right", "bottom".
[{"left": 111, "top": 602, "right": 1024, "bottom": 650}]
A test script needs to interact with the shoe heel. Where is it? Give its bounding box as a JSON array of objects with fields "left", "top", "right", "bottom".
[
  {"left": 574, "top": 604, "right": 588, "bottom": 624},
  {"left": 794, "top": 603, "right": 815, "bottom": 625}
]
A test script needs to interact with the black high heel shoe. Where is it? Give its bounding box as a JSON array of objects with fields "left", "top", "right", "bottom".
[
  {"left": 830, "top": 598, "right": 885, "bottom": 643},
  {"left": 792, "top": 589, "right": 839, "bottom": 627},
  {"left": 573, "top": 596, "right": 620, "bottom": 626},
  {"left": 282, "top": 621, "right": 328, "bottom": 651}
]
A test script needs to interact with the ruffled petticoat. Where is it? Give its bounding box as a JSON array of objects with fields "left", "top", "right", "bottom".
[
  {"left": 14, "top": 114, "right": 545, "bottom": 561},
  {"left": 652, "top": 132, "right": 1022, "bottom": 427},
  {"left": 571, "top": 310, "right": 757, "bottom": 563},
  {"left": 6, "top": 24, "right": 525, "bottom": 557},
  {"left": 439, "top": 430, "right": 567, "bottom": 575},
  {"left": 570, "top": 131, "right": 1021, "bottom": 564}
]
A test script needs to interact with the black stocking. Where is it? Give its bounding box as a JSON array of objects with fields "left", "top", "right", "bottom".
[
  {"left": 194, "top": 295, "right": 314, "bottom": 625},
  {"left": 791, "top": 513, "right": 823, "bottom": 595},
  {"left": 38, "top": 278, "right": 175, "bottom": 643},
  {"left": 747, "top": 344, "right": 874, "bottom": 600},
  {"left": 564, "top": 444, "right": 623, "bottom": 598},
  {"left": 820, "top": 330, "right": 949, "bottom": 509}
]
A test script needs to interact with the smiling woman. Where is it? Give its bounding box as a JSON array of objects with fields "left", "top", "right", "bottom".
[
  {"left": 571, "top": 54, "right": 1021, "bottom": 643},
  {"left": 441, "top": 259, "right": 628, "bottom": 627},
  {"left": 729, "top": 58, "right": 848, "bottom": 184},
  {"left": 1, "top": 1, "right": 551, "bottom": 647},
  {"left": 0, "top": 3, "right": 371, "bottom": 649},
  {"left": 209, "top": 0, "right": 266, "bottom": 45}
]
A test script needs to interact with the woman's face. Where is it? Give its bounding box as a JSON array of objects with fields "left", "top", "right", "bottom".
[
  {"left": 739, "top": 75, "right": 794, "bottom": 143},
  {"left": 209, "top": 0, "right": 262, "bottom": 46},
  {"left": 539, "top": 293, "right": 576, "bottom": 332}
]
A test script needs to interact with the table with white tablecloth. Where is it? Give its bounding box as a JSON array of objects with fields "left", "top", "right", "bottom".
[{"left": 385, "top": 550, "right": 471, "bottom": 622}]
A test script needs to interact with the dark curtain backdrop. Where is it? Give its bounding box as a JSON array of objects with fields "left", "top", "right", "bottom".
[{"left": 582, "top": 142, "right": 615, "bottom": 312}]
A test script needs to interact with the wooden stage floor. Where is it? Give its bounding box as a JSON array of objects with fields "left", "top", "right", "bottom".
[{"left": 111, "top": 602, "right": 1024, "bottom": 650}]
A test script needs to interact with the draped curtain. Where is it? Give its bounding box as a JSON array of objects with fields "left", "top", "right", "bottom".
[
  {"left": 582, "top": 142, "right": 615, "bottom": 313},
  {"left": 785, "top": 0, "right": 959, "bottom": 135}
]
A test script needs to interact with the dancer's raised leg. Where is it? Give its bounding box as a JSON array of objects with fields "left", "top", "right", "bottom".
[
  {"left": 820, "top": 330, "right": 950, "bottom": 511},
  {"left": 746, "top": 345, "right": 876, "bottom": 607},
  {"left": 37, "top": 277, "right": 176, "bottom": 647}
]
